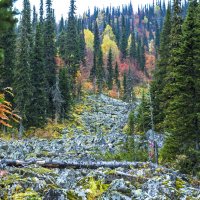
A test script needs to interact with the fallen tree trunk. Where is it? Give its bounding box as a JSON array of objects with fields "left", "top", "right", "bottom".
[{"left": 0, "top": 159, "right": 157, "bottom": 169}]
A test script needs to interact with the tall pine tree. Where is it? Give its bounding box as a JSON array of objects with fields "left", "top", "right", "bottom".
[
  {"left": 107, "top": 48, "right": 113, "bottom": 90},
  {"left": 14, "top": 0, "right": 33, "bottom": 132}
]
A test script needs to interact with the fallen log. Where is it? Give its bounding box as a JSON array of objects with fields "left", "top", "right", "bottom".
[{"left": 0, "top": 159, "right": 157, "bottom": 169}]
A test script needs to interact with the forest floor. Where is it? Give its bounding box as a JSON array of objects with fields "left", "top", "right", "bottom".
[{"left": 0, "top": 95, "right": 200, "bottom": 200}]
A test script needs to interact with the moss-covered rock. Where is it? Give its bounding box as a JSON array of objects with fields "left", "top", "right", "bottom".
[{"left": 12, "top": 188, "right": 41, "bottom": 200}]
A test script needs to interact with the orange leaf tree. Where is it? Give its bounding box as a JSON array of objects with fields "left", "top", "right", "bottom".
[{"left": 0, "top": 89, "right": 20, "bottom": 127}]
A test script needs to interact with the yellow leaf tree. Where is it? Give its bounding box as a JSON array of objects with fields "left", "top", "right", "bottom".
[
  {"left": 84, "top": 29, "right": 94, "bottom": 52},
  {"left": 101, "top": 25, "right": 119, "bottom": 61}
]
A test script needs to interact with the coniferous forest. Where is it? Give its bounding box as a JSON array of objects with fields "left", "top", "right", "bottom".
[{"left": 0, "top": 0, "right": 200, "bottom": 199}]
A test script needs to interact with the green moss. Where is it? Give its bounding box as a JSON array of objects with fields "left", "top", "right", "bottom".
[
  {"left": 67, "top": 190, "right": 82, "bottom": 200},
  {"left": 104, "top": 169, "right": 116, "bottom": 175},
  {"left": 162, "top": 180, "right": 170, "bottom": 186},
  {"left": 175, "top": 178, "right": 185, "bottom": 190},
  {"left": 12, "top": 188, "right": 41, "bottom": 200},
  {"left": 30, "top": 167, "right": 54, "bottom": 175},
  {"left": 79, "top": 177, "right": 109, "bottom": 200}
]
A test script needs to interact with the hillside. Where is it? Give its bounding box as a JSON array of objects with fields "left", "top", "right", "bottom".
[{"left": 0, "top": 95, "right": 199, "bottom": 199}]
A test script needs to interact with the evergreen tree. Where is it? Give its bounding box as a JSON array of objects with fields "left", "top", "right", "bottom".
[
  {"left": 59, "top": 68, "right": 72, "bottom": 119},
  {"left": 135, "top": 91, "right": 151, "bottom": 134},
  {"left": 32, "top": 5, "right": 37, "bottom": 33},
  {"left": 30, "top": 23, "right": 48, "bottom": 127},
  {"left": 14, "top": 0, "right": 33, "bottom": 132},
  {"left": 90, "top": 22, "right": 99, "bottom": 84},
  {"left": 44, "top": 0, "right": 57, "bottom": 118},
  {"left": 163, "top": 0, "right": 200, "bottom": 157},
  {"left": 107, "top": 48, "right": 113, "bottom": 90},
  {"left": 140, "top": 41, "right": 145, "bottom": 71},
  {"left": 129, "top": 32, "right": 136, "bottom": 60},
  {"left": 123, "top": 72, "right": 127, "bottom": 101},
  {"left": 127, "top": 110, "right": 135, "bottom": 135},
  {"left": 65, "top": 0, "right": 80, "bottom": 90},
  {"left": 97, "top": 48, "right": 104, "bottom": 93},
  {"left": 126, "top": 67, "right": 135, "bottom": 102},
  {"left": 155, "top": 20, "right": 160, "bottom": 57},
  {"left": 161, "top": 0, "right": 185, "bottom": 160},
  {"left": 120, "top": 15, "right": 128, "bottom": 60},
  {"left": 114, "top": 62, "right": 120, "bottom": 93},
  {"left": 151, "top": 6, "right": 172, "bottom": 131},
  {"left": 0, "top": 26, "right": 16, "bottom": 89}
]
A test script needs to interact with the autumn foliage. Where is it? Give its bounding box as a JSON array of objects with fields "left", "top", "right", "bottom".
[{"left": 0, "top": 89, "right": 20, "bottom": 127}]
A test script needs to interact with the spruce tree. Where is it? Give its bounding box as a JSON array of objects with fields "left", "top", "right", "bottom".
[
  {"left": 114, "top": 62, "right": 120, "bottom": 93},
  {"left": 44, "top": 0, "right": 57, "bottom": 118},
  {"left": 127, "top": 110, "right": 135, "bottom": 135},
  {"left": 14, "top": 0, "right": 33, "bottom": 131},
  {"left": 151, "top": 6, "right": 172, "bottom": 131},
  {"left": 123, "top": 72, "right": 127, "bottom": 101},
  {"left": 30, "top": 23, "right": 48, "bottom": 127},
  {"left": 135, "top": 91, "right": 151, "bottom": 134},
  {"left": 65, "top": 0, "right": 80, "bottom": 91},
  {"left": 97, "top": 48, "right": 104, "bottom": 93},
  {"left": 0, "top": 26, "right": 16, "bottom": 89},
  {"left": 59, "top": 68, "right": 72, "bottom": 119},
  {"left": 90, "top": 22, "right": 99, "bottom": 85},
  {"left": 140, "top": 41, "right": 145, "bottom": 71},
  {"left": 161, "top": 0, "right": 185, "bottom": 160},
  {"left": 120, "top": 15, "right": 128, "bottom": 60},
  {"left": 129, "top": 32, "right": 137, "bottom": 60},
  {"left": 162, "top": 0, "right": 200, "bottom": 154},
  {"left": 107, "top": 48, "right": 113, "bottom": 90}
]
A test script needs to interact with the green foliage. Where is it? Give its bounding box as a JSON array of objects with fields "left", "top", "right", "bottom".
[
  {"left": 79, "top": 177, "right": 109, "bottom": 200},
  {"left": 44, "top": 0, "right": 57, "bottom": 118},
  {"left": 14, "top": 0, "right": 33, "bottom": 128},
  {"left": 12, "top": 188, "right": 41, "bottom": 200},
  {"left": 30, "top": 23, "right": 48, "bottom": 127},
  {"left": 129, "top": 32, "right": 137, "bottom": 60},
  {"left": 135, "top": 91, "right": 151, "bottom": 134},
  {"left": 114, "top": 62, "right": 120, "bottom": 91},
  {"left": 64, "top": 0, "right": 80, "bottom": 84},
  {"left": 120, "top": 15, "right": 128, "bottom": 60},
  {"left": 102, "top": 136, "right": 148, "bottom": 162},
  {"left": 161, "top": 0, "right": 200, "bottom": 161},
  {"left": 107, "top": 48, "right": 113, "bottom": 90},
  {"left": 151, "top": 6, "right": 172, "bottom": 132},
  {"left": 59, "top": 67, "right": 72, "bottom": 118},
  {"left": 127, "top": 110, "right": 135, "bottom": 135}
]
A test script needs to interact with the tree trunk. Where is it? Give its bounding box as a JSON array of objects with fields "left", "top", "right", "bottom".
[{"left": 0, "top": 159, "right": 156, "bottom": 169}]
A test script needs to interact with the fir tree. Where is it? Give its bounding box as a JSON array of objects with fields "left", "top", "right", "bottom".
[
  {"left": 163, "top": 0, "right": 200, "bottom": 155},
  {"left": 107, "top": 48, "right": 113, "bottom": 90},
  {"left": 65, "top": 0, "right": 80, "bottom": 86},
  {"left": 114, "top": 62, "right": 120, "bottom": 93},
  {"left": 0, "top": 26, "right": 16, "bottom": 89},
  {"left": 44, "top": 0, "right": 57, "bottom": 118},
  {"left": 30, "top": 23, "right": 48, "bottom": 127},
  {"left": 59, "top": 68, "right": 72, "bottom": 119},
  {"left": 140, "top": 41, "right": 145, "bottom": 71},
  {"left": 97, "top": 48, "right": 104, "bottom": 93},
  {"left": 129, "top": 32, "right": 137, "bottom": 60},
  {"left": 14, "top": 0, "right": 33, "bottom": 132},
  {"left": 123, "top": 72, "right": 127, "bottom": 101},
  {"left": 151, "top": 6, "right": 172, "bottom": 131},
  {"left": 120, "top": 15, "right": 128, "bottom": 60},
  {"left": 161, "top": 0, "right": 185, "bottom": 160},
  {"left": 90, "top": 22, "right": 99, "bottom": 84},
  {"left": 135, "top": 91, "right": 151, "bottom": 134},
  {"left": 127, "top": 110, "right": 135, "bottom": 135}
]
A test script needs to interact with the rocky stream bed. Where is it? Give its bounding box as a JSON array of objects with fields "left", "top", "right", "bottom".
[{"left": 0, "top": 95, "right": 199, "bottom": 200}]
